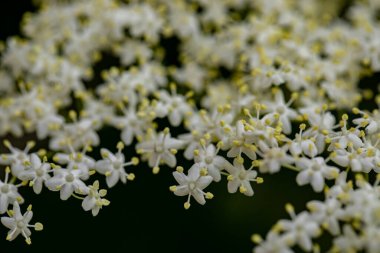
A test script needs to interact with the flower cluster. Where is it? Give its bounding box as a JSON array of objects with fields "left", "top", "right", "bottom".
[{"left": 0, "top": 0, "right": 380, "bottom": 251}]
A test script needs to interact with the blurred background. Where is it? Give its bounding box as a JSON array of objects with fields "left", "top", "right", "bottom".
[{"left": 0, "top": 1, "right": 324, "bottom": 253}]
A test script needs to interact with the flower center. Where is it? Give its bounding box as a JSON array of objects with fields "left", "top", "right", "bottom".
[
  {"left": 36, "top": 168, "right": 44, "bottom": 177},
  {"left": 276, "top": 106, "right": 285, "bottom": 114},
  {"left": 1, "top": 185, "right": 9, "bottom": 194},
  {"left": 65, "top": 173, "right": 75, "bottom": 182},
  {"left": 239, "top": 171, "right": 246, "bottom": 180},
  {"left": 189, "top": 182, "right": 196, "bottom": 190},
  {"left": 113, "top": 161, "right": 122, "bottom": 169},
  {"left": 17, "top": 221, "right": 25, "bottom": 229},
  {"left": 155, "top": 144, "right": 164, "bottom": 153},
  {"left": 205, "top": 156, "right": 213, "bottom": 164}
]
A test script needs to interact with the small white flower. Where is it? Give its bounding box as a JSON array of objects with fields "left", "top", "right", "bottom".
[
  {"left": 258, "top": 144, "right": 293, "bottom": 174},
  {"left": 0, "top": 140, "right": 34, "bottom": 177},
  {"left": 136, "top": 128, "right": 184, "bottom": 173},
  {"left": 194, "top": 142, "right": 227, "bottom": 182},
  {"left": 296, "top": 157, "right": 339, "bottom": 192},
  {"left": 46, "top": 167, "right": 89, "bottom": 200},
  {"left": 95, "top": 143, "right": 138, "bottom": 188},
  {"left": 53, "top": 148, "right": 95, "bottom": 180},
  {"left": 18, "top": 154, "right": 51, "bottom": 194},
  {"left": 170, "top": 164, "right": 213, "bottom": 209},
  {"left": 0, "top": 167, "right": 24, "bottom": 214},
  {"left": 278, "top": 206, "right": 320, "bottom": 252},
  {"left": 263, "top": 90, "right": 298, "bottom": 134},
  {"left": 1, "top": 202, "right": 43, "bottom": 244},
  {"left": 82, "top": 181, "right": 110, "bottom": 216},
  {"left": 307, "top": 198, "right": 343, "bottom": 235},
  {"left": 224, "top": 158, "right": 262, "bottom": 196}
]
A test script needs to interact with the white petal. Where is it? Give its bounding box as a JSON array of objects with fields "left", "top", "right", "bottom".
[
  {"left": 188, "top": 164, "right": 201, "bottom": 181},
  {"left": 162, "top": 153, "right": 176, "bottom": 168},
  {"left": 298, "top": 233, "right": 312, "bottom": 251},
  {"left": 0, "top": 194, "right": 9, "bottom": 214},
  {"left": 227, "top": 180, "right": 240, "bottom": 193},
  {"left": 311, "top": 172, "right": 324, "bottom": 192},
  {"left": 197, "top": 176, "right": 213, "bottom": 189},
  {"left": 82, "top": 196, "right": 95, "bottom": 211},
  {"left": 1, "top": 217, "right": 15, "bottom": 229},
  {"left": 174, "top": 185, "right": 189, "bottom": 196},
  {"left": 173, "top": 171, "right": 188, "bottom": 185},
  {"left": 106, "top": 171, "right": 120, "bottom": 188},
  {"left": 296, "top": 170, "right": 310, "bottom": 186},
  {"left": 60, "top": 184, "right": 74, "bottom": 200},
  {"left": 192, "top": 189, "right": 206, "bottom": 205}
]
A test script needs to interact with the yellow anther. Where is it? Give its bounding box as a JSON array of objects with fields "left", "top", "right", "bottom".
[
  {"left": 193, "top": 149, "right": 200, "bottom": 156},
  {"left": 200, "top": 168, "right": 208, "bottom": 176},
  {"left": 3, "top": 139, "right": 11, "bottom": 148},
  {"left": 170, "top": 149, "right": 178, "bottom": 155},
  {"left": 184, "top": 202, "right": 190, "bottom": 210},
  {"left": 27, "top": 205, "right": 32, "bottom": 212},
  {"left": 105, "top": 171, "right": 112, "bottom": 177},
  {"left": 239, "top": 185, "right": 247, "bottom": 193},
  {"left": 163, "top": 127, "right": 170, "bottom": 134},
  {"left": 205, "top": 192, "right": 214, "bottom": 199},
  {"left": 169, "top": 185, "right": 177, "bottom": 192},
  {"left": 251, "top": 234, "right": 262, "bottom": 244},
  {"left": 204, "top": 133, "right": 211, "bottom": 140},
  {"left": 236, "top": 156, "right": 244, "bottom": 164},
  {"left": 176, "top": 166, "right": 184, "bottom": 173},
  {"left": 352, "top": 107, "right": 360, "bottom": 114},
  {"left": 116, "top": 141, "right": 124, "bottom": 150},
  {"left": 227, "top": 175, "right": 234, "bottom": 181},
  {"left": 299, "top": 123, "right": 306, "bottom": 130},
  {"left": 342, "top": 114, "right": 348, "bottom": 121},
  {"left": 35, "top": 222, "right": 43, "bottom": 231},
  {"left": 127, "top": 173, "right": 135, "bottom": 181},
  {"left": 285, "top": 203, "right": 294, "bottom": 214},
  {"left": 68, "top": 110, "right": 77, "bottom": 121},
  {"left": 99, "top": 189, "right": 107, "bottom": 197},
  {"left": 256, "top": 177, "right": 264, "bottom": 184},
  {"left": 131, "top": 157, "right": 139, "bottom": 165},
  {"left": 25, "top": 238, "right": 32, "bottom": 245},
  {"left": 153, "top": 167, "right": 160, "bottom": 174}
]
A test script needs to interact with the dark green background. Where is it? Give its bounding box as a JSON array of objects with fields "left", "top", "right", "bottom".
[{"left": 0, "top": 1, "right": 322, "bottom": 252}]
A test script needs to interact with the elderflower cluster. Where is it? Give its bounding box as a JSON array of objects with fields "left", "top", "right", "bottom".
[{"left": 0, "top": 0, "right": 380, "bottom": 251}]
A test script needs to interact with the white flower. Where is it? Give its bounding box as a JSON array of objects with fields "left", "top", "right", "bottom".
[
  {"left": 170, "top": 164, "right": 213, "bottom": 209},
  {"left": 258, "top": 144, "right": 293, "bottom": 174},
  {"left": 307, "top": 198, "right": 343, "bottom": 235},
  {"left": 112, "top": 107, "right": 148, "bottom": 145},
  {"left": 254, "top": 232, "right": 294, "bottom": 253},
  {"left": 194, "top": 142, "right": 227, "bottom": 182},
  {"left": 53, "top": 149, "right": 95, "bottom": 180},
  {"left": 295, "top": 157, "right": 339, "bottom": 192},
  {"left": 154, "top": 88, "right": 192, "bottom": 127},
  {"left": 1, "top": 202, "right": 43, "bottom": 244},
  {"left": 278, "top": 206, "right": 320, "bottom": 252},
  {"left": 18, "top": 154, "right": 51, "bottom": 194},
  {"left": 0, "top": 140, "right": 34, "bottom": 177},
  {"left": 289, "top": 124, "right": 318, "bottom": 157},
  {"left": 95, "top": 143, "right": 138, "bottom": 188},
  {"left": 226, "top": 120, "right": 257, "bottom": 160},
  {"left": 46, "top": 168, "right": 89, "bottom": 200},
  {"left": 224, "top": 158, "right": 262, "bottom": 196},
  {"left": 82, "top": 181, "right": 110, "bottom": 216},
  {"left": 0, "top": 167, "right": 24, "bottom": 214},
  {"left": 136, "top": 128, "right": 184, "bottom": 173},
  {"left": 263, "top": 90, "right": 298, "bottom": 134}
]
